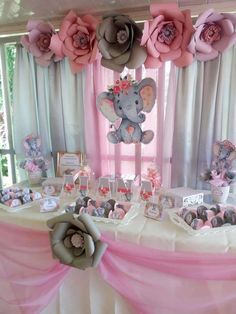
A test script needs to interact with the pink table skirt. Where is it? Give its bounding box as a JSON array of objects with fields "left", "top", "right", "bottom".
[{"left": 1, "top": 221, "right": 236, "bottom": 314}]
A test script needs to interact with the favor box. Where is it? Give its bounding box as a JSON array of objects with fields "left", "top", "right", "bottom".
[{"left": 158, "top": 187, "right": 204, "bottom": 208}]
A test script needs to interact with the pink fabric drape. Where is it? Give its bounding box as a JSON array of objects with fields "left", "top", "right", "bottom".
[
  {"left": 0, "top": 222, "right": 69, "bottom": 314},
  {"left": 2, "top": 221, "right": 236, "bottom": 314},
  {"left": 99, "top": 234, "right": 236, "bottom": 314},
  {"left": 84, "top": 63, "right": 175, "bottom": 186}
]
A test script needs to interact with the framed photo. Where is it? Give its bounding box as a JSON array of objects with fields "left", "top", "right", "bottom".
[{"left": 56, "top": 151, "right": 82, "bottom": 177}]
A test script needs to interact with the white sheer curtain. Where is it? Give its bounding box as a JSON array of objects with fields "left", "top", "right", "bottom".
[
  {"left": 171, "top": 46, "right": 236, "bottom": 190},
  {"left": 13, "top": 45, "right": 86, "bottom": 179},
  {"left": 12, "top": 44, "right": 236, "bottom": 189}
]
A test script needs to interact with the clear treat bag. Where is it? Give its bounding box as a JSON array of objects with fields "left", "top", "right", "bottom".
[
  {"left": 97, "top": 177, "right": 111, "bottom": 200},
  {"left": 140, "top": 180, "right": 154, "bottom": 202},
  {"left": 116, "top": 178, "right": 133, "bottom": 202}
]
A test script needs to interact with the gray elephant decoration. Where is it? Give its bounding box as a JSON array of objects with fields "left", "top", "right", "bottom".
[{"left": 96, "top": 76, "right": 156, "bottom": 144}]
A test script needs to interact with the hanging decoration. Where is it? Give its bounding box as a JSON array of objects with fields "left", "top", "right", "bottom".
[
  {"left": 21, "top": 4, "right": 236, "bottom": 73},
  {"left": 96, "top": 75, "right": 156, "bottom": 144},
  {"left": 188, "top": 9, "right": 236, "bottom": 61},
  {"left": 21, "top": 20, "right": 61, "bottom": 67},
  {"left": 49, "top": 10, "right": 99, "bottom": 74},
  {"left": 96, "top": 13, "right": 147, "bottom": 72},
  {"left": 47, "top": 213, "right": 107, "bottom": 270},
  {"left": 141, "top": 3, "right": 194, "bottom": 68}
]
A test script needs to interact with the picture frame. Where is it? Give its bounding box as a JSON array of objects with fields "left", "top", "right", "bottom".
[{"left": 56, "top": 151, "right": 82, "bottom": 177}]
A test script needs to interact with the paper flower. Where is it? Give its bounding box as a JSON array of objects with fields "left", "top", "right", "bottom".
[
  {"left": 47, "top": 213, "right": 107, "bottom": 270},
  {"left": 188, "top": 9, "right": 236, "bottom": 61},
  {"left": 50, "top": 10, "right": 99, "bottom": 74},
  {"left": 141, "top": 3, "right": 194, "bottom": 68},
  {"left": 21, "top": 20, "right": 59, "bottom": 67},
  {"left": 200, "top": 140, "right": 236, "bottom": 187},
  {"left": 96, "top": 13, "right": 147, "bottom": 72}
]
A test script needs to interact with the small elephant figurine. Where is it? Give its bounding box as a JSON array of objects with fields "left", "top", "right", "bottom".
[
  {"left": 213, "top": 140, "right": 236, "bottom": 170},
  {"left": 97, "top": 77, "right": 156, "bottom": 144}
]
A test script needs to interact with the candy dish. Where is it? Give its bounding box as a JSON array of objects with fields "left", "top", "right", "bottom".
[{"left": 169, "top": 204, "right": 236, "bottom": 235}]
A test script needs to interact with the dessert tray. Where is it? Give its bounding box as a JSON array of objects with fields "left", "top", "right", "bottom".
[
  {"left": 169, "top": 203, "right": 236, "bottom": 235},
  {"left": 64, "top": 196, "right": 139, "bottom": 225},
  {"left": 0, "top": 187, "right": 42, "bottom": 213}
]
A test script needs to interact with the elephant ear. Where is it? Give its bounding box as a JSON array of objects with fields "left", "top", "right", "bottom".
[
  {"left": 96, "top": 92, "right": 119, "bottom": 123},
  {"left": 138, "top": 78, "right": 156, "bottom": 113}
]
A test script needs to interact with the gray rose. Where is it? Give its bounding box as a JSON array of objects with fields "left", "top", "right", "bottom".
[
  {"left": 47, "top": 213, "right": 107, "bottom": 270},
  {"left": 96, "top": 13, "right": 147, "bottom": 72}
]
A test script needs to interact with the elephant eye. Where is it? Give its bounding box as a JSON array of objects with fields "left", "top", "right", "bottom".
[
  {"left": 119, "top": 106, "right": 122, "bottom": 110},
  {"left": 135, "top": 100, "right": 139, "bottom": 105}
]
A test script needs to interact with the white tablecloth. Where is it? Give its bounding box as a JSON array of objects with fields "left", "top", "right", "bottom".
[{"left": 1, "top": 191, "right": 236, "bottom": 314}]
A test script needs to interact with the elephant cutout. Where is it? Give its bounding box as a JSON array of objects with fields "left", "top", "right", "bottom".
[
  {"left": 96, "top": 77, "right": 156, "bottom": 144},
  {"left": 213, "top": 140, "right": 236, "bottom": 170}
]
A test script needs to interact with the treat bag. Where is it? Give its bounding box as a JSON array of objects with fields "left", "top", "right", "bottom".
[
  {"left": 116, "top": 178, "right": 133, "bottom": 202},
  {"left": 62, "top": 174, "right": 77, "bottom": 198},
  {"left": 78, "top": 176, "right": 89, "bottom": 197},
  {"left": 140, "top": 180, "right": 153, "bottom": 202},
  {"left": 97, "top": 177, "right": 111, "bottom": 199}
]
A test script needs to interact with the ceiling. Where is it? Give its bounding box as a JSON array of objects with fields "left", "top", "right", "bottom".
[{"left": 0, "top": 0, "right": 235, "bottom": 36}]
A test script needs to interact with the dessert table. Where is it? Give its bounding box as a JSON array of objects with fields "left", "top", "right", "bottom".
[{"left": 1, "top": 190, "right": 236, "bottom": 314}]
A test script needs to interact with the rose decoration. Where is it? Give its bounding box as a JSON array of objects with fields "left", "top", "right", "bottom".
[
  {"left": 188, "top": 9, "right": 236, "bottom": 61},
  {"left": 50, "top": 10, "right": 99, "bottom": 74},
  {"left": 141, "top": 3, "right": 194, "bottom": 68},
  {"left": 21, "top": 20, "right": 59, "bottom": 67},
  {"left": 96, "top": 13, "right": 147, "bottom": 72},
  {"left": 47, "top": 213, "right": 107, "bottom": 270}
]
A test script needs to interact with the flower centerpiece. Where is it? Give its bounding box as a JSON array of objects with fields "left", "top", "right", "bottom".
[
  {"left": 19, "top": 135, "right": 49, "bottom": 184},
  {"left": 200, "top": 140, "right": 236, "bottom": 202}
]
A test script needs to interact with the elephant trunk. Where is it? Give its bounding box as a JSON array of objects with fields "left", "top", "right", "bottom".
[{"left": 123, "top": 106, "right": 144, "bottom": 123}]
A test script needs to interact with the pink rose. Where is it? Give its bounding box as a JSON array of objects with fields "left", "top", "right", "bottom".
[
  {"left": 188, "top": 9, "right": 236, "bottom": 61},
  {"left": 50, "top": 11, "right": 99, "bottom": 74},
  {"left": 141, "top": 3, "right": 194, "bottom": 68},
  {"left": 21, "top": 20, "right": 58, "bottom": 67}
]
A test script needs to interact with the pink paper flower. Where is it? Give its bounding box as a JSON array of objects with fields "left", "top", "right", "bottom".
[
  {"left": 50, "top": 11, "right": 99, "bottom": 74},
  {"left": 188, "top": 9, "right": 236, "bottom": 61},
  {"left": 141, "top": 3, "right": 194, "bottom": 68},
  {"left": 21, "top": 20, "right": 58, "bottom": 67}
]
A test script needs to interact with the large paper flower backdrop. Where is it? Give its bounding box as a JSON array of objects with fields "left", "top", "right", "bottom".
[
  {"left": 141, "top": 3, "right": 194, "bottom": 68},
  {"left": 47, "top": 213, "right": 107, "bottom": 270},
  {"left": 50, "top": 10, "right": 99, "bottom": 74},
  {"left": 188, "top": 9, "right": 236, "bottom": 61},
  {"left": 96, "top": 13, "right": 147, "bottom": 72},
  {"left": 21, "top": 20, "right": 59, "bottom": 67}
]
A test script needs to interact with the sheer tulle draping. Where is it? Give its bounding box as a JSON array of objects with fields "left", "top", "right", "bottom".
[
  {"left": 171, "top": 46, "right": 236, "bottom": 190},
  {"left": 13, "top": 46, "right": 175, "bottom": 184},
  {"left": 0, "top": 222, "right": 69, "bottom": 314},
  {"left": 2, "top": 220, "right": 236, "bottom": 314},
  {"left": 83, "top": 61, "right": 175, "bottom": 183},
  {"left": 99, "top": 234, "right": 236, "bottom": 314}
]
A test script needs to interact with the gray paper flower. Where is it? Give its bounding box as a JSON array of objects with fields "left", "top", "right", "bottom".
[
  {"left": 96, "top": 13, "right": 147, "bottom": 72},
  {"left": 47, "top": 213, "right": 107, "bottom": 270}
]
